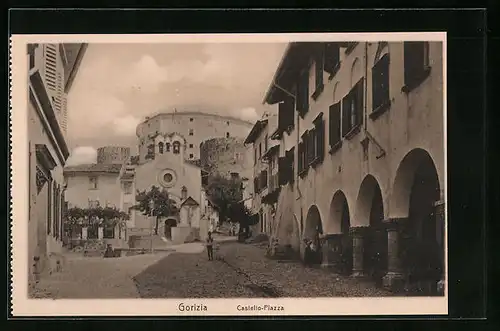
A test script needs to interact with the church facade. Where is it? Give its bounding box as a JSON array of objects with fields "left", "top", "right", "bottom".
[{"left": 124, "top": 132, "right": 207, "bottom": 245}]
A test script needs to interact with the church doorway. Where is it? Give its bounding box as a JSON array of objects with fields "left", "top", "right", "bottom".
[{"left": 164, "top": 217, "right": 177, "bottom": 240}]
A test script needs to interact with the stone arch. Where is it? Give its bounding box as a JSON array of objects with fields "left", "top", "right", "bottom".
[
  {"left": 332, "top": 82, "right": 340, "bottom": 103},
  {"left": 350, "top": 57, "right": 361, "bottom": 88},
  {"left": 353, "top": 174, "right": 385, "bottom": 227},
  {"left": 327, "top": 190, "right": 351, "bottom": 234},
  {"left": 390, "top": 148, "right": 441, "bottom": 218},
  {"left": 354, "top": 174, "right": 387, "bottom": 283},
  {"left": 303, "top": 205, "right": 324, "bottom": 265},
  {"left": 391, "top": 148, "right": 444, "bottom": 292}
]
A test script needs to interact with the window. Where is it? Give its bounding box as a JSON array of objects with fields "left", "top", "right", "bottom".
[
  {"left": 146, "top": 144, "right": 155, "bottom": 160},
  {"left": 189, "top": 144, "right": 193, "bottom": 148},
  {"left": 324, "top": 43, "right": 341, "bottom": 77},
  {"left": 312, "top": 49, "right": 324, "bottom": 100},
  {"left": 260, "top": 170, "right": 268, "bottom": 189},
  {"left": 158, "top": 142, "right": 164, "bottom": 154},
  {"left": 226, "top": 132, "right": 230, "bottom": 138},
  {"left": 173, "top": 141, "right": 181, "bottom": 154},
  {"left": 189, "top": 129, "right": 194, "bottom": 136},
  {"left": 189, "top": 153, "right": 194, "bottom": 159},
  {"left": 259, "top": 143, "right": 262, "bottom": 158},
  {"left": 403, "top": 42, "right": 430, "bottom": 92},
  {"left": 264, "top": 135, "right": 268, "bottom": 151},
  {"left": 89, "top": 176, "right": 98, "bottom": 190},
  {"left": 311, "top": 112, "right": 325, "bottom": 165},
  {"left": 329, "top": 102, "right": 342, "bottom": 150},
  {"left": 165, "top": 143, "right": 171, "bottom": 152},
  {"left": 296, "top": 70, "right": 309, "bottom": 118},
  {"left": 298, "top": 140, "right": 305, "bottom": 176},
  {"left": 47, "top": 180, "right": 52, "bottom": 235},
  {"left": 227, "top": 121, "right": 230, "bottom": 126},
  {"left": 181, "top": 186, "right": 188, "bottom": 200},
  {"left": 298, "top": 131, "right": 309, "bottom": 176},
  {"left": 342, "top": 78, "right": 364, "bottom": 138},
  {"left": 254, "top": 148, "right": 257, "bottom": 165},
  {"left": 345, "top": 42, "right": 359, "bottom": 54},
  {"left": 163, "top": 173, "right": 173, "bottom": 183},
  {"left": 277, "top": 97, "right": 295, "bottom": 136},
  {"left": 372, "top": 53, "right": 391, "bottom": 113},
  {"left": 190, "top": 118, "right": 194, "bottom": 122},
  {"left": 123, "top": 182, "right": 132, "bottom": 194}
]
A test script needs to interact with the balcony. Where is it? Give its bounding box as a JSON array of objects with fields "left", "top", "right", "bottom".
[{"left": 262, "top": 173, "right": 280, "bottom": 205}]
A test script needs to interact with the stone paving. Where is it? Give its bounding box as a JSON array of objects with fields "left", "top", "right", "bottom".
[
  {"left": 134, "top": 240, "right": 402, "bottom": 298},
  {"left": 30, "top": 251, "right": 172, "bottom": 299}
]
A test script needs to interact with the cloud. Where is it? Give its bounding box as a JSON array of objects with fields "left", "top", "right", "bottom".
[
  {"left": 233, "top": 107, "right": 260, "bottom": 122},
  {"left": 112, "top": 115, "right": 142, "bottom": 136},
  {"left": 65, "top": 146, "right": 97, "bottom": 166},
  {"left": 66, "top": 42, "right": 287, "bottom": 149}
]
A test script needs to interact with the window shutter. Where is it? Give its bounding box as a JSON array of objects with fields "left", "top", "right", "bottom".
[
  {"left": 373, "top": 54, "right": 390, "bottom": 110},
  {"left": 278, "top": 102, "right": 286, "bottom": 132},
  {"left": 285, "top": 97, "right": 295, "bottom": 129},
  {"left": 307, "top": 130, "right": 314, "bottom": 165},
  {"left": 318, "top": 119, "right": 325, "bottom": 161},
  {"left": 329, "top": 102, "right": 341, "bottom": 146},
  {"left": 278, "top": 156, "right": 286, "bottom": 185},
  {"left": 297, "top": 71, "right": 309, "bottom": 117},
  {"left": 315, "top": 51, "right": 324, "bottom": 89},
  {"left": 324, "top": 43, "right": 340, "bottom": 74},
  {"left": 341, "top": 95, "right": 350, "bottom": 137},
  {"left": 404, "top": 42, "right": 425, "bottom": 87},
  {"left": 298, "top": 142, "right": 303, "bottom": 173},
  {"left": 289, "top": 147, "right": 295, "bottom": 183},
  {"left": 356, "top": 78, "right": 365, "bottom": 127}
]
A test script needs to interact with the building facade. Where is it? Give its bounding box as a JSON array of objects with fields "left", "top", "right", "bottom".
[
  {"left": 244, "top": 112, "right": 280, "bottom": 236},
  {"left": 64, "top": 146, "right": 131, "bottom": 247},
  {"left": 27, "top": 43, "right": 87, "bottom": 284},
  {"left": 136, "top": 111, "right": 253, "bottom": 164},
  {"left": 262, "top": 41, "right": 444, "bottom": 294},
  {"left": 126, "top": 132, "right": 206, "bottom": 244}
]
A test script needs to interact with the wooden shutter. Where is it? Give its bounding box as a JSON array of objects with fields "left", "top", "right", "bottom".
[
  {"left": 329, "top": 102, "right": 341, "bottom": 146},
  {"left": 47, "top": 180, "right": 52, "bottom": 235},
  {"left": 315, "top": 51, "right": 324, "bottom": 89},
  {"left": 298, "top": 142, "right": 303, "bottom": 173},
  {"left": 404, "top": 42, "right": 425, "bottom": 87},
  {"left": 341, "top": 95, "right": 350, "bottom": 137},
  {"left": 285, "top": 97, "right": 295, "bottom": 130},
  {"left": 297, "top": 71, "right": 309, "bottom": 117},
  {"left": 278, "top": 102, "right": 287, "bottom": 133},
  {"left": 324, "top": 43, "right": 340, "bottom": 74},
  {"left": 289, "top": 147, "right": 295, "bottom": 184},
  {"left": 317, "top": 118, "right": 325, "bottom": 162},
  {"left": 372, "top": 53, "right": 390, "bottom": 110},
  {"left": 278, "top": 156, "right": 286, "bottom": 185},
  {"left": 356, "top": 78, "right": 364, "bottom": 127}
]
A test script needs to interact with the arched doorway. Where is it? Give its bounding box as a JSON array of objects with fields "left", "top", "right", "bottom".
[
  {"left": 355, "top": 175, "right": 387, "bottom": 285},
  {"left": 329, "top": 191, "right": 352, "bottom": 275},
  {"left": 392, "top": 148, "right": 443, "bottom": 294},
  {"left": 164, "top": 217, "right": 177, "bottom": 240},
  {"left": 303, "top": 205, "right": 324, "bottom": 266}
]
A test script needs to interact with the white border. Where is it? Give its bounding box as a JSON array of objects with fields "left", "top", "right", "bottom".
[{"left": 10, "top": 32, "right": 447, "bottom": 316}]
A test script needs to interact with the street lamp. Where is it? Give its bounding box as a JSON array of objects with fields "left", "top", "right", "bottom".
[{"left": 149, "top": 199, "right": 155, "bottom": 253}]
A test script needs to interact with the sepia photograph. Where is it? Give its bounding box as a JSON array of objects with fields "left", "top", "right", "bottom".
[{"left": 11, "top": 33, "right": 447, "bottom": 316}]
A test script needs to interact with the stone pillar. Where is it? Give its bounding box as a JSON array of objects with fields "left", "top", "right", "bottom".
[
  {"left": 98, "top": 226, "right": 104, "bottom": 239},
  {"left": 321, "top": 234, "right": 343, "bottom": 271},
  {"left": 382, "top": 218, "right": 406, "bottom": 291},
  {"left": 81, "top": 227, "right": 88, "bottom": 240},
  {"left": 350, "top": 227, "right": 367, "bottom": 278},
  {"left": 435, "top": 200, "right": 446, "bottom": 295}
]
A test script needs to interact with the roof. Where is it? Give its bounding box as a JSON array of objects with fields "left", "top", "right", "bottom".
[
  {"left": 244, "top": 119, "right": 268, "bottom": 145},
  {"left": 140, "top": 111, "right": 254, "bottom": 127},
  {"left": 262, "top": 42, "right": 314, "bottom": 105},
  {"left": 64, "top": 163, "right": 123, "bottom": 175},
  {"left": 261, "top": 144, "right": 280, "bottom": 161},
  {"left": 180, "top": 196, "right": 199, "bottom": 207}
]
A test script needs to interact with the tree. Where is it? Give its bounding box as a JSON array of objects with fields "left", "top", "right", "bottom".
[
  {"left": 132, "top": 185, "right": 179, "bottom": 235},
  {"left": 204, "top": 174, "right": 244, "bottom": 224},
  {"left": 65, "top": 206, "right": 129, "bottom": 239}
]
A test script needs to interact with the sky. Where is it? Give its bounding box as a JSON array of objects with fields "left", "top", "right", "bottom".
[{"left": 65, "top": 42, "right": 287, "bottom": 166}]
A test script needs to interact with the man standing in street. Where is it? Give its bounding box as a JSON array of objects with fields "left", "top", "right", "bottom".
[{"left": 206, "top": 231, "right": 214, "bottom": 261}]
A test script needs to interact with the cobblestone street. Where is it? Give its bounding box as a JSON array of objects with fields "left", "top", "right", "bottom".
[{"left": 134, "top": 240, "right": 399, "bottom": 298}]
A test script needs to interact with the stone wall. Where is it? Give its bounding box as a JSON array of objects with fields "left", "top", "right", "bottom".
[
  {"left": 199, "top": 137, "right": 253, "bottom": 179},
  {"left": 97, "top": 146, "right": 131, "bottom": 164}
]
